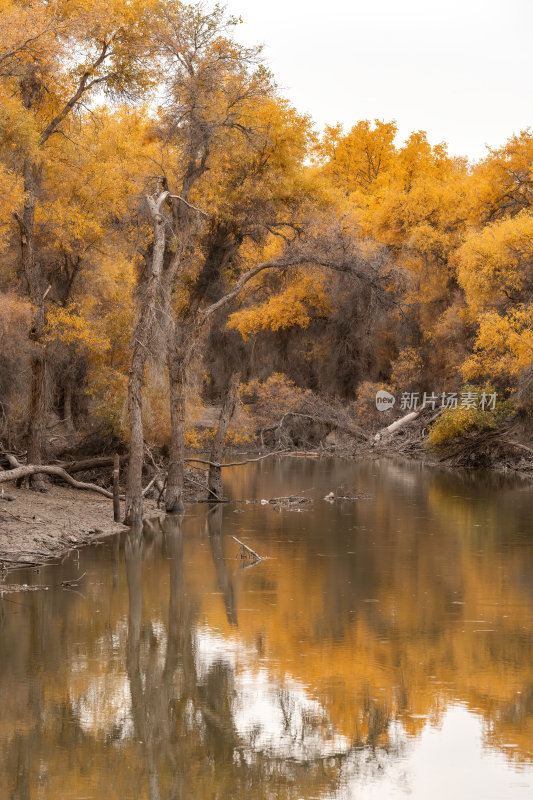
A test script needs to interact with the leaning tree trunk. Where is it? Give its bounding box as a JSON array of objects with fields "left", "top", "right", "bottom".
[{"left": 207, "top": 371, "right": 240, "bottom": 500}]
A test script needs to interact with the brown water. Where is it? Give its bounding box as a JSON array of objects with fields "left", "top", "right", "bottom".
[{"left": 1, "top": 458, "right": 533, "bottom": 799}]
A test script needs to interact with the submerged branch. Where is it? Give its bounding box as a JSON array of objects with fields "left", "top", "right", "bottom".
[{"left": 232, "top": 536, "right": 262, "bottom": 562}]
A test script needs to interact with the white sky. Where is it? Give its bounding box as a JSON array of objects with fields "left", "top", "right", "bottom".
[{"left": 225, "top": 0, "right": 533, "bottom": 162}]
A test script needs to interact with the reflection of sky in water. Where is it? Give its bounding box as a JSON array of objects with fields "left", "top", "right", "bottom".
[
  {"left": 331, "top": 706, "right": 533, "bottom": 800},
  {"left": 67, "top": 624, "right": 533, "bottom": 799},
  {"left": 70, "top": 675, "right": 133, "bottom": 738},
  {"left": 195, "top": 626, "right": 533, "bottom": 798},
  {"left": 70, "top": 619, "right": 172, "bottom": 739},
  {"left": 195, "top": 625, "right": 350, "bottom": 760}
]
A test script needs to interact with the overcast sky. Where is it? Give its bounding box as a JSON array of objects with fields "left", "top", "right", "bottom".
[{"left": 224, "top": 0, "right": 532, "bottom": 161}]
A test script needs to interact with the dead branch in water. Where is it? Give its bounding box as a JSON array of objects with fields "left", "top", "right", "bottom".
[
  {"left": 0, "top": 571, "right": 87, "bottom": 595},
  {"left": 185, "top": 450, "right": 289, "bottom": 469},
  {"left": 61, "top": 571, "right": 86, "bottom": 589},
  {"left": 232, "top": 536, "right": 262, "bottom": 563},
  {"left": 0, "top": 584, "right": 49, "bottom": 594},
  {"left": 185, "top": 471, "right": 220, "bottom": 500}
]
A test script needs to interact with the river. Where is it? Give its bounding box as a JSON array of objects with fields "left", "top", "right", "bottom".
[{"left": 1, "top": 458, "right": 533, "bottom": 799}]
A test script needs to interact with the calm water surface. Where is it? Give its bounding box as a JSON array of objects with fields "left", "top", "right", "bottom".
[{"left": 1, "top": 458, "right": 533, "bottom": 799}]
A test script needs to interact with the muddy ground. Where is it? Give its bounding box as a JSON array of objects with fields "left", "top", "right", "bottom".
[{"left": 0, "top": 485, "right": 159, "bottom": 569}]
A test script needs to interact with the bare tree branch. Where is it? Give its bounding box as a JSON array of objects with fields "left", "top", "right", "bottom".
[{"left": 38, "top": 40, "right": 114, "bottom": 145}]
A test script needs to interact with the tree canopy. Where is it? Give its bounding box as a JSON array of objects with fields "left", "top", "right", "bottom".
[{"left": 0, "top": 0, "right": 531, "bottom": 501}]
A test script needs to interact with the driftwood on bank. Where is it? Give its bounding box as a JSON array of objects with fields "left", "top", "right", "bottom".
[
  {"left": 1, "top": 452, "right": 126, "bottom": 475},
  {"left": 370, "top": 408, "right": 445, "bottom": 456},
  {"left": 503, "top": 439, "right": 533, "bottom": 456},
  {"left": 56, "top": 456, "right": 124, "bottom": 474},
  {"left": 0, "top": 463, "right": 116, "bottom": 499},
  {"left": 374, "top": 410, "right": 422, "bottom": 441}
]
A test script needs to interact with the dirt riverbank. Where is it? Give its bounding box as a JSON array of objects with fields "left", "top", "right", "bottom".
[{"left": 0, "top": 485, "right": 142, "bottom": 569}]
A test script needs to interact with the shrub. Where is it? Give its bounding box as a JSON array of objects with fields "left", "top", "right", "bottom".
[
  {"left": 355, "top": 381, "right": 395, "bottom": 430},
  {"left": 390, "top": 347, "right": 424, "bottom": 391},
  {"left": 428, "top": 385, "right": 512, "bottom": 446}
]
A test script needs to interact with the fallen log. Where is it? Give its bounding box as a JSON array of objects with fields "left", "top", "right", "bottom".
[
  {"left": 2, "top": 452, "right": 21, "bottom": 469},
  {"left": 374, "top": 410, "right": 422, "bottom": 441},
  {"left": 503, "top": 440, "right": 533, "bottom": 456},
  {"left": 0, "top": 464, "right": 115, "bottom": 499},
  {"left": 56, "top": 456, "right": 121, "bottom": 474}
]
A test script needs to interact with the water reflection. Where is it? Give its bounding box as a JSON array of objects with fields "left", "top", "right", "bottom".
[
  {"left": 207, "top": 506, "right": 237, "bottom": 626},
  {"left": 120, "top": 514, "right": 363, "bottom": 799},
  {"left": 0, "top": 459, "right": 532, "bottom": 798}
]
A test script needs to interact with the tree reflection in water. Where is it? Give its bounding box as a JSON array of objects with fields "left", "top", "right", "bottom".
[
  {"left": 122, "top": 512, "right": 400, "bottom": 800},
  {"left": 0, "top": 459, "right": 532, "bottom": 798}
]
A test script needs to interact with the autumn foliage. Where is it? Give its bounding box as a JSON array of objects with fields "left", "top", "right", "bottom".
[{"left": 0, "top": 0, "right": 531, "bottom": 461}]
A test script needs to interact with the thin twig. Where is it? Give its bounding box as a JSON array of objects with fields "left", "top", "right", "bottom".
[
  {"left": 61, "top": 571, "right": 86, "bottom": 588},
  {"left": 168, "top": 194, "right": 209, "bottom": 217},
  {"left": 186, "top": 472, "right": 219, "bottom": 499},
  {"left": 1, "top": 507, "right": 45, "bottom": 524}
]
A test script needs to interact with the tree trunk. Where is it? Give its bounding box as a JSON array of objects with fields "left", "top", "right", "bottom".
[
  {"left": 19, "top": 158, "right": 49, "bottom": 490},
  {"left": 125, "top": 360, "right": 145, "bottom": 525},
  {"left": 28, "top": 347, "right": 47, "bottom": 479},
  {"left": 113, "top": 453, "right": 121, "bottom": 522},
  {"left": 165, "top": 338, "right": 186, "bottom": 515},
  {"left": 124, "top": 190, "right": 169, "bottom": 524},
  {"left": 207, "top": 371, "right": 240, "bottom": 500},
  {"left": 63, "top": 378, "right": 75, "bottom": 433}
]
